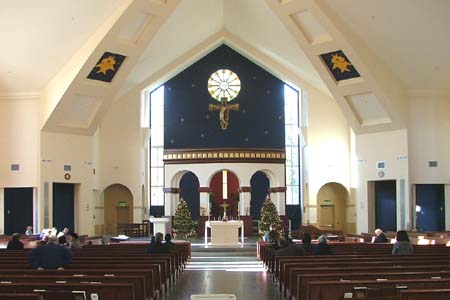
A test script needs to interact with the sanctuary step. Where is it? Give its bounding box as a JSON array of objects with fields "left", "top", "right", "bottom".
[{"left": 160, "top": 236, "right": 284, "bottom": 300}]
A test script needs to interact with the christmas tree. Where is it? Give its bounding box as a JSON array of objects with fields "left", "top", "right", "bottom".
[
  {"left": 172, "top": 198, "right": 195, "bottom": 238},
  {"left": 258, "top": 195, "right": 282, "bottom": 237}
]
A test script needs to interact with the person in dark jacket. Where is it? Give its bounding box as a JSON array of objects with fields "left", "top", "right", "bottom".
[
  {"left": 301, "top": 232, "right": 313, "bottom": 255},
  {"left": 28, "top": 236, "right": 72, "bottom": 270},
  {"left": 7, "top": 233, "right": 24, "bottom": 250},
  {"left": 147, "top": 232, "right": 169, "bottom": 254},
  {"left": 373, "top": 228, "right": 388, "bottom": 243},
  {"left": 275, "top": 236, "right": 305, "bottom": 256},
  {"left": 163, "top": 233, "right": 175, "bottom": 252},
  {"left": 312, "top": 235, "right": 332, "bottom": 255}
]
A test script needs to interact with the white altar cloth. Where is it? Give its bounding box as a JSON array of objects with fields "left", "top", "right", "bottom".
[{"left": 205, "top": 220, "right": 244, "bottom": 246}]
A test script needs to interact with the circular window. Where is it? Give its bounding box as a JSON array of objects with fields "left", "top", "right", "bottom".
[{"left": 207, "top": 69, "right": 241, "bottom": 101}]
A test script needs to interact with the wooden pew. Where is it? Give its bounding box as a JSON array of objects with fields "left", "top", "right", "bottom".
[
  {"left": 307, "top": 278, "right": 450, "bottom": 300},
  {"left": 0, "top": 240, "right": 191, "bottom": 299},
  {"left": 278, "top": 254, "right": 450, "bottom": 286},
  {"left": 0, "top": 294, "right": 41, "bottom": 300},
  {"left": 282, "top": 264, "right": 450, "bottom": 299},
  {"left": 0, "top": 282, "right": 135, "bottom": 300},
  {"left": 0, "top": 269, "right": 156, "bottom": 300},
  {"left": 0, "top": 274, "right": 146, "bottom": 300},
  {"left": 294, "top": 270, "right": 450, "bottom": 300},
  {"left": 400, "top": 288, "right": 450, "bottom": 300}
]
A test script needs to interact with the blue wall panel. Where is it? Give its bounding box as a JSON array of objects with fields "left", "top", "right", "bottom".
[{"left": 164, "top": 44, "right": 285, "bottom": 149}]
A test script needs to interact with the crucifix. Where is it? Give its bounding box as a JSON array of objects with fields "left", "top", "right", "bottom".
[
  {"left": 220, "top": 200, "right": 230, "bottom": 218},
  {"left": 208, "top": 97, "right": 240, "bottom": 130}
]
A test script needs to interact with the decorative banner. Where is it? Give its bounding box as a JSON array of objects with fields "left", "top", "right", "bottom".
[
  {"left": 87, "top": 51, "right": 126, "bottom": 83},
  {"left": 320, "top": 50, "right": 360, "bottom": 81}
]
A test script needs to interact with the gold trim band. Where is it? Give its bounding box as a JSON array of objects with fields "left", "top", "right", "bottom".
[{"left": 163, "top": 149, "right": 285, "bottom": 162}]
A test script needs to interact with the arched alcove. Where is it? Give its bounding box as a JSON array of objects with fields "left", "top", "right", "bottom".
[
  {"left": 316, "top": 182, "right": 348, "bottom": 233},
  {"left": 179, "top": 172, "right": 200, "bottom": 221},
  {"left": 209, "top": 170, "right": 240, "bottom": 218},
  {"left": 250, "top": 171, "right": 270, "bottom": 220},
  {"left": 103, "top": 184, "right": 133, "bottom": 235}
]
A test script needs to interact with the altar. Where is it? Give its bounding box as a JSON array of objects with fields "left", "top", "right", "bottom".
[{"left": 205, "top": 220, "right": 244, "bottom": 246}]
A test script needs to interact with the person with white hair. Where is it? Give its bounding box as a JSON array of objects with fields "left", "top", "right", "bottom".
[
  {"left": 312, "top": 234, "right": 332, "bottom": 255},
  {"left": 373, "top": 228, "right": 388, "bottom": 243}
]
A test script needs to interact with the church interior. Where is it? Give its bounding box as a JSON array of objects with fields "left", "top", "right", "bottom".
[{"left": 1, "top": 0, "right": 450, "bottom": 299}]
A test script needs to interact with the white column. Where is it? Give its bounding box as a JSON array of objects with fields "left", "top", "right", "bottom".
[
  {"left": 164, "top": 190, "right": 179, "bottom": 216},
  {"left": 270, "top": 188, "right": 286, "bottom": 215},
  {"left": 199, "top": 192, "right": 209, "bottom": 217},
  {"left": 240, "top": 190, "right": 251, "bottom": 215}
]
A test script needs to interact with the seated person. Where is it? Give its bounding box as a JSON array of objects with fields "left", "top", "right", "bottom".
[
  {"left": 275, "top": 236, "right": 305, "bottom": 256},
  {"left": 70, "top": 233, "right": 83, "bottom": 249},
  {"left": 25, "top": 226, "right": 33, "bottom": 236},
  {"left": 373, "top": 228, "right": 388, "bottom": 243},
  {"left": 301, "top": 232, "right": 313, "bottom": 255},
  {"left": 28, "top": 236, "right": 72, "bottom": 270},
  {"left": 7, "top": 233, "right": 24, "bottom": 250},
  {"left": 39, "top": 228, "right": 49, "bottom": 240},
  {"left": 147, "top": 232, "right": 169, "bottom": 254},
  {"left": 312, "top": 235, "right": 332, "bottom": 255},
  {"left": 163, "top": 233, "right": 175, "bottom": 252},
  {"left": 392, "top": 230, "right": 413, "bottom": 255},
  {"left": 263, "top": 224, "right": 279, "bottom": 243},
  {"left": 57, "top": 227, "right": 69, "bottom": 238}
]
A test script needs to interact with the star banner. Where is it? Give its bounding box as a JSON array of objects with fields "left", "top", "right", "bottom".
[
  {"left": 87, "top": 51, "right": 126, "bottom": 83},
  {"left": 320, "top": 50, "right": 360, "bottom": 82}
]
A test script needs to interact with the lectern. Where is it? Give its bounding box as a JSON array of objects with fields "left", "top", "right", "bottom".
[{"left": 149, "top": 216, "right": 171, "bottom": 236}]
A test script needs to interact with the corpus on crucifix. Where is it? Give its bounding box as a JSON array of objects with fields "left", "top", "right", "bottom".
[
  {"left": 208, "top": 97, "right": 240, "bottom": 130},
  {"left": 220, "top": 200, "right": 230, "bottom": 220}
]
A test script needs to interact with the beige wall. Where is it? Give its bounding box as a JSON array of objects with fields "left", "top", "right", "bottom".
[
  {"left": 305, "top": 87, "right": 352, "bottom": 227},
  {"left": 97, "top": 91, "right": 145, "bottom": 224},
  {"left": 0, "top": 98, "right": 40, "bottom": 234},
  {"left": 408, "top": 95, "right": 450, "bottom": 230},
  {"left": 0, "top": 99, "right": 40, "bottom": 188},
  {"left": 355, "top": 129, "right": 409, "bottom": 233},
  {"left": 40, "top": 132, "right": 95, "bottom": 235},
  {"left": 408, "top": 95, "right": 450, "bottom": 184}
]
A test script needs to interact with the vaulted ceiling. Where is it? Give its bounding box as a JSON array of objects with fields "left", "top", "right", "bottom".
[{"left": 1, "top": 0, "right": 449, "bottom": 135}]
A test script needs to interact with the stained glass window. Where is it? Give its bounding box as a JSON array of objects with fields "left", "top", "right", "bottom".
[{"left": 208, "top": 69, "right": 241, "bottom": 101}]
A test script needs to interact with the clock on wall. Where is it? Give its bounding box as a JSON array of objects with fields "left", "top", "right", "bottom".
[{"left": 207, "top": 69, "right": 241, "bottom": 101}]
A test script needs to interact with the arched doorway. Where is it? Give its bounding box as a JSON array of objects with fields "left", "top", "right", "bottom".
[
  {"left": 250, "top": 171, "right": 270, "bottom": 220},
  {"left": 209, "top": 170, "right": 239, "bottom": 218},
  {"left": 103, "top": 184, "right": 133, "bottom": 235},
  {"left": 179, "top": 172, "right": 200, "bottom": 221},
  {"left": 317, "top": 182, "right": 348, "bottom": 233}
]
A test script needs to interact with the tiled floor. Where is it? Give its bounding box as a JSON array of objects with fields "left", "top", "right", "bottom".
[{"left": 161, "top": 238, "right": 284, "bottom": 300}]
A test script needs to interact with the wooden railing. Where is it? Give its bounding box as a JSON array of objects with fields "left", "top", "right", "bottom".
[{"left": 117, "top": 221, "right": 150, "bottom": 237}]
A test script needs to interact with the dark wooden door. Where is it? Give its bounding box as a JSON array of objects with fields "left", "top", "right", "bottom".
[
  {"left": 375, "top": 180, "right": 397, "bottom": 231},
  {"left": 416, "top": 184, "right": 445, "bottom": 231},
  {"left": 52, "top": 183, "right": 74, "bottom": 232},
  {"left": 4, "top": 188, "right": 33, "bottom": 235}
]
